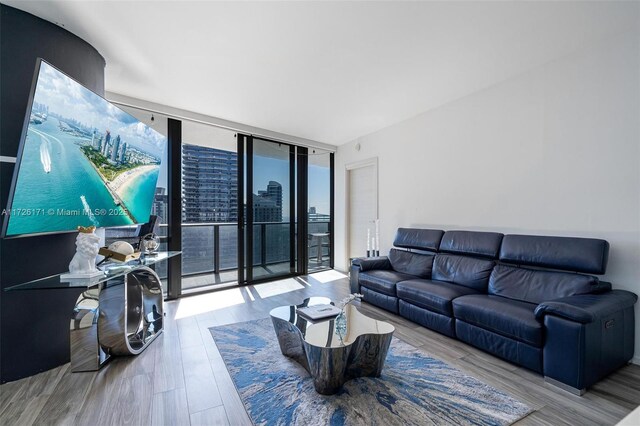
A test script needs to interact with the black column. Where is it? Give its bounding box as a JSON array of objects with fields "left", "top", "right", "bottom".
[
  {"left": 166, "top": 118, "right": 182, "bottom": 299},
  {"left": 329, "top": 152, "right": 335, "bottom": 269},
  {"left": 246, "top": 136, "right": 254, "bottom": 283},
  {"left": 237, "top": 134, "right": 245, "bottom": 284},
  {"left": 289, "top": 145, "right": 296, "bottom": 273},
  {"left": 0, "top": 4, "right": 106, "bottom": 382},
  {"left": 296, "top": 147, "right": 309, "bottom": 274}
]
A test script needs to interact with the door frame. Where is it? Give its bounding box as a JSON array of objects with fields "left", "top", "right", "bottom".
[
  {"left": 239, "top": 135, "right": 299, "bottom": 285},
  {"left": 345, "top": 157, "right": 379, "bottom": 268}
]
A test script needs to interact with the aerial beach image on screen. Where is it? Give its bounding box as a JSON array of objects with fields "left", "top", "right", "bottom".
[{"left": 6, "top": 61, "right": 166, "bottom": 236}]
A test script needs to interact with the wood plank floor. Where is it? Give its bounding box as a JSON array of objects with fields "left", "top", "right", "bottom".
[{"left": 1, "top": 270, "right": 639, "bottom": 425}]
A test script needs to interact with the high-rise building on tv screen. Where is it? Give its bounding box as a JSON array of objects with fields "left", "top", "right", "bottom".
[{"left": 2, "top": 60, "right": 167, "bottom": 237}]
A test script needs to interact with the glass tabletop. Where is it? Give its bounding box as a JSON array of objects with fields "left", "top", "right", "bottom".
[
  {"left": 4, "top": 251, "right": 181, "bottom": 291},
  {"left": 269, "top": 297, "right": 395, "bottom": 348}
]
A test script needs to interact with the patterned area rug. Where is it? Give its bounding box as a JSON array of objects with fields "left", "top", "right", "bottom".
[{"left": 209, "top": 318, "right": 533, "bottom": 426}]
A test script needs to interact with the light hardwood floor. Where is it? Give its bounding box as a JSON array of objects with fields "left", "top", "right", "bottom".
[{"left": 1, "top": 270, "right": 638, "bottom": 425}]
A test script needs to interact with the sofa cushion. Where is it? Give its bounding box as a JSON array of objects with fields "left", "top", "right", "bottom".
[
  {"left": 452, "top": 295, "right": 543, "bottom": 347},
  {"left": 488, "top": 264, "right": 599, "bottom": 305},
  {"left": 399, "top": 300, "right": 456, "bottom": 337},
  {"left": 359, "top": 270, "right": 416, "bottom": 296},
  {"left": 499, "top": 234, "right": 609, "bottom": 275},
  {"left": 432, "top": 254, "right": 495, "bottom": 291},
  {"left": 389, "top": 249, "right": 434, "bottom": 278},
  {"left": 393, "top": 228, "right": 444, "bottom": 251},
  {"left": 439, "top": 230, "right": 504, "bottom": 258},
  {"left": 456, "top": 321, "right": 543, "bottom": 373},
  {"left": 361, "top": 287, "right": 399, "bottom": 314},
  {"left": 397, "top": 279, "right": 479, "bottom": 316}
]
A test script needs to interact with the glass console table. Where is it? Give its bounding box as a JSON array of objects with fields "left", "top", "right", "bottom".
[{"left": 5, "top": 251, "right": 181, "bottom": 372}]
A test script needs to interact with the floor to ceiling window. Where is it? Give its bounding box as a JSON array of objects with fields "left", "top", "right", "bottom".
[
  {"left": 307, "top": 149, "right": 333, "bottom": 272},
  {"left": 180, "top": 121, "right": 239, "bottom": 292},
  {"left": 104, "top": 111, "right": 335, "bottom": 297}
]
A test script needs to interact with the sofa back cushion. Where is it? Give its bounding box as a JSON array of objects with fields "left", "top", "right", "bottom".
[
  {"left": 389, "top": 248, "right": 434, "bottom": 278},
  {"left": 432, "top": 254, "right": 495, "bottom": 291},
  {"left": 393, "top": 228, "right": 444, "bottom": 252},
  {"left": 439, "top": 230, "right": 503, "bottom": 259},
  {"left": 499, "top": 234, "right": 609, "bottom": 275},
  {"left": 488, "top": 264, "right": 599, "bottom": 304}
]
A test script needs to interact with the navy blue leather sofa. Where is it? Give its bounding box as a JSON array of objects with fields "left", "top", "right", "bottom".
[{"left": 350, "top": 228, "right": 637, "bottom": 395}]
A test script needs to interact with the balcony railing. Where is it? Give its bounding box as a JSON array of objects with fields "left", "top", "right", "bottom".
[
  {"left": 106, "top": 221, "right": 331, "bottom": 289},
  {"left": 179, "top": 221, "right": 330, "bottom": 277}
]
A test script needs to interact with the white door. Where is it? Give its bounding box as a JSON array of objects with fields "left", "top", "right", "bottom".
[{"left": 347, "top": 160, "right": 377, "bottom": 259}]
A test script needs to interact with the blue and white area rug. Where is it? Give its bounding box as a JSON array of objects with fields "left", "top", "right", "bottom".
[{"left": 209, "top": 318, "right": 533, "bottom": 426}]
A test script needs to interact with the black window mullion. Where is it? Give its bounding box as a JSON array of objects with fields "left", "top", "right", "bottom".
[
  {"left": 297, "top": 146, "right": 308, "bottom": 275},
  {"left": 236, "top": 134, "right": 245, "bottom": 284},
  {"left": 167, "top": 117, "right": 182, "bottom": 299},
  {"left": 289, "top": 145, "right": 296, "bottom": 274},
  {"left": 246, "top": 136, "right": 254, "bottom": 283},
  {"left": 329, "top": 152, "right": 335, "bottom": 269}
]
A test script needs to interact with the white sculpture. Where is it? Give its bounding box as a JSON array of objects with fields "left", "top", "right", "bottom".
[
  {"left": 108, "top": 240, "right": 135, "bottom": 256},
  {"left": 62, "top": 226, "right": 103, "bottom": 279}
]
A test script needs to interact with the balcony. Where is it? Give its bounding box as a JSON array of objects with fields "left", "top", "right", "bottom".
[{"left": 108, "top": 221, "right": 331, "bottom": 292}]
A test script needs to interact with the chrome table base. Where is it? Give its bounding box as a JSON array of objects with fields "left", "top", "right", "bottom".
[
  {"left": 70, "top": 266, "right": 163, "bottom": 372},
  {"left": 270, "top": 298, "right": 394, "bottom": 395}
]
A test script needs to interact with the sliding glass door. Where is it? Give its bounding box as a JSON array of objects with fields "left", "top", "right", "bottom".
[
  {"left": 244, "top": 137, "right": 295, "bottom": 282},
  {"left": 236, "top": 134, "right": 334, "bottom": 286}
]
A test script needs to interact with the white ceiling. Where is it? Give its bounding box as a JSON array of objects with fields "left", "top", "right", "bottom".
[{"left": 6, "top": 1, "right": 639, "bottom": 145}]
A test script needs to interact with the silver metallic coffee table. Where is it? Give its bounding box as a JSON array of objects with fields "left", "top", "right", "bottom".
[{"left": 269, "top": 297, "right": 395, "bottom": 395}]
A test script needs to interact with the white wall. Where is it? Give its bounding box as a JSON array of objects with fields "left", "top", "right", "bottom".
[{"left": 335, "top": 29, "right": 640, "bottom": 362}]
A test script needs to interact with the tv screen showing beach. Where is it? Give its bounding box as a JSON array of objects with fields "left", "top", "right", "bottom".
[{"left": 3, "top": 60, "right": 167, "bottom": 237}]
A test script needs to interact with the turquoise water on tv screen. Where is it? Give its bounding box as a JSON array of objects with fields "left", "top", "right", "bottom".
[
  {"left": 5, "top": 61, "right": 165, "bottom": 236},
  {"left": 7, "top": 117, "right": 160, "bottom": 235}
]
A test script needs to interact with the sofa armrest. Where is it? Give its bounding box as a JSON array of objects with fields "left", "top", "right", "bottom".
[
  {"left": 351, "top": 256, "right": 391, "bottom": 272},
  {"left": 540, "top": 289, "right": 637, "bottom": 392},
  {"left": 535, "top": 290, "right": 638, "bottom": 324}
]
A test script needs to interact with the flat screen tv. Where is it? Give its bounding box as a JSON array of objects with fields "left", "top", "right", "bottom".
[{"left": 2, "top": 59, "right": 167, "bottom": 237}]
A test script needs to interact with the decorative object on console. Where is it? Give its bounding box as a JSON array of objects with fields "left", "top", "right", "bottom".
[
  {"left": 139, "top": 233, "right": 160, "bottom": 256},
  {"left": 108, "top": 240, "right": 135, "bottom": 255},
  {"left": 135, "top": 214, "right": 159, "bottom": 251},
  {"left": 98, "top": 240, "right": 140, "bottom": 263},
  {"left": 60, "top": 226, "right": 103, "bottom": 280}
]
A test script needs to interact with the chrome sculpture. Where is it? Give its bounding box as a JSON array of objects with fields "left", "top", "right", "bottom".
[
  {"left": 70, "top": 266, "right": 163, "bottom": 372},
  {"left": 270, "top": 297, "right": 394, "bottom": 395}
]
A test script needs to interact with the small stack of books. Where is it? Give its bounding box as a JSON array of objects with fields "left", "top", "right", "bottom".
[{"left": 296, "top": 304, "right": 342, "bottom": 320}]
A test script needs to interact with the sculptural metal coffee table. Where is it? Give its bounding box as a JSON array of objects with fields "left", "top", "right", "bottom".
[{"left": 269, "top": 297, "right": 395, "bottom": 395}]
